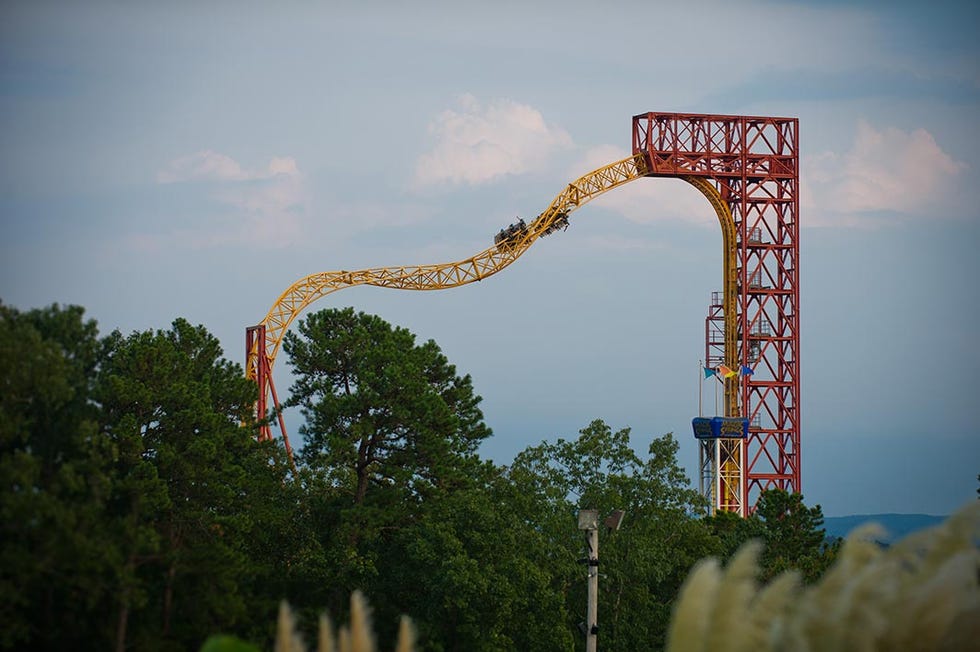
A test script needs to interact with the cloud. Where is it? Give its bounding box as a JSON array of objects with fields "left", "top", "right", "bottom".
[
  {"left": 568, "top": 124, "right": 968, "bottom": 231},
  {"left": 209, "top": 172, "right": 307, "bottom": 248},
  {"left": 414, "top": 95, "right": 572, "bottom": 187},
  {"left": 154, "top": 151, "right": 308, "bottom": 248},
  {"left": 157, "top": 150, "right": 299, "bottom": 184},
  {"left": 568, "top": 145, "right": 719, "bottom": 226},
  {"left": 804, "top": 120, "right": 968, "bottom": 226}
]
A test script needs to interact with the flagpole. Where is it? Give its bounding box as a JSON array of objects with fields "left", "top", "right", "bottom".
[
  {"left": 714, "top": 371, "right": 719, "bottom": 416},
  {"left": 698, "top": 360, "right": 703, "bottom": 417}
]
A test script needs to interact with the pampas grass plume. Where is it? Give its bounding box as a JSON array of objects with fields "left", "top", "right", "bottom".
[
  {"left": 274, "top": 592, "right": 416, "bottom": 652},
  {"left": 666, "top": 501, "right": 979, "bottom": 652},
  {"left": 665, "top": 557, "right": 722, "bottom": 652},
  {"left": 740, "top": 570, "right": 799, "bottom": 652},
  {"left": 317, "top": 613, "right": 335, "bottom": 652},
  {"left": 275, "top": 601, "right": 304, "bottom": 652},
  {"left": 704, "top": 540, "right": 760, "bottom": 652},
  {"left": 347, "top": 591, "right": 375, "bottom": 652},
  {"left": 393, "top": 617, "right": 415, "bottom": 652}
]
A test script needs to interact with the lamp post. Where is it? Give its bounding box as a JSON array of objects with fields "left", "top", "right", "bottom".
[{"left": 578, "top": 509, "right": 624, "bottom": 652}]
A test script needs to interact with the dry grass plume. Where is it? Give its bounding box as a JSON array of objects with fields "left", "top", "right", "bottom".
[{"left": 666, "top": 501, "right": 980, "bottom": 652}]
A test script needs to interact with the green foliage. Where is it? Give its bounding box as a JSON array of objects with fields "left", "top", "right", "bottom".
[
  {"left": 1, "top": 300, "right": 858, "bottom": 651},
  {"left": 506, "top": 419, "right": 716, "bottom": 650},
  {"left": 0, "top": 302, "right": 112, "bottom": 649},
  {"left": 374, "top": 465, "right": 574, "bottom": 651},
  {"left": 704, "top": 489, "right": 839, "bottom": 584},
  {"left": 703, "top": 509, "right": 764, "bottom": 560},
  {"left": 752, "top": 489, "right": 838, "bottom": 583},
  {"left": 0, "top": 303, "right": 291, "bottom": 651},
  {"left": 284, "top": 308, "right": 490, "bottom": 508},
  {"left": 281, "top": 308, "right": 538, "bottom": 650},
  {"left": 199, "top": 634, "right": 262, "bottom": 652},
  {"left": 704, "top": 489, "right": 840, "bottom": 582},
  {"left": 242, "top": 504, "right": 980, "bottom": 652},
  {"left": 94, "top": 318, "right": 267, "bottom": 650}
]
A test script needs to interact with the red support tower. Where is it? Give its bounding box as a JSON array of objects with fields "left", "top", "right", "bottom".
[
  {"left": 245, "top": 324, "right": 293, "bottom": 462},
  {"left": 633, "top": 112, "right": 801, "bottom": 510}
]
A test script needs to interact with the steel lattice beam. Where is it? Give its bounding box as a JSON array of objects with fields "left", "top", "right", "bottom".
[
  {"left": 633, "top": 111, "right": 801, "bottom": 510},
  {"left": 249, "top": 112, "right": 801, "bottom": 514}
]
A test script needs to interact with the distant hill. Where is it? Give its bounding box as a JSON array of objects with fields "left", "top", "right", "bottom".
[{"left": 823, "top": 513, "right": 947, "bottom": 544}]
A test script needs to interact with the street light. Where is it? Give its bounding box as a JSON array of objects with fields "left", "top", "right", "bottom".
[
  {"left": 577, "top": 509, "right": 624, "bottom": 652},
  {"left": 604, "top": 510, "right": 625, "bottom": 532}
]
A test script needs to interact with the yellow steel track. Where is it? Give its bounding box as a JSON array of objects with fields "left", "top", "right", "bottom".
[
  {"left": 248, "top": 154, "right": 740, "bottom": 419},
  {"left": 684, "top": 176, "right": 740, "bottom": 418}
]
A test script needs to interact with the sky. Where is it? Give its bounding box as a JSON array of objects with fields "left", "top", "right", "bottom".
[{"left": 1, "top": 0, "right": 978, "bottom": 517}]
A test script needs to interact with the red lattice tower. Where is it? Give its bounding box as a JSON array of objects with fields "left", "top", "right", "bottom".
[{"left": 633, "top": 112, "right": 801, "bottom": 509}]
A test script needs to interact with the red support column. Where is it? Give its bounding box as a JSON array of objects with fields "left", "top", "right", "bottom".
[
  {"left": 246, "top": 325, "right": 295, "bottom": 465},
  {"left": 633, "top": 112, "right": 801, "bottom": 512},
  {"left": 245, "top": 325, "right": 269, "bottom": 441}
]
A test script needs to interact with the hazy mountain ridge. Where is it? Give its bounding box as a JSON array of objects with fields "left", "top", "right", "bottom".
[{"left": 823, "top": 513, "right": 947, "bottom": 543}]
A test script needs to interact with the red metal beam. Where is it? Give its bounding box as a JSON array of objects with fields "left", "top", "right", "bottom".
[
  {"left": 246, "top": 324, "right": 295, "bottom": 467},
  {"left": 634, "top": 112, "right": 801, "bottom": 511}
]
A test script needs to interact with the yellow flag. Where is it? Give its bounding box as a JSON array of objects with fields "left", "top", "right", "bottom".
[{"left": 718, "top": 364, "right": 738, "bottom": 378}]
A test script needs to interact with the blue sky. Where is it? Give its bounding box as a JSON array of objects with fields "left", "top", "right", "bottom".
[{"left": 2, "top": 1, "right": 977, "bottom": 516}]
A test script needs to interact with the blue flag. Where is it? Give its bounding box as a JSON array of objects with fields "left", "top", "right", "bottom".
[
  {"left": 704, "top": 367, "right": 717, "bottom": 379},
  {"left": 740, "top": 365, "right": 754, "bottom": 376}
]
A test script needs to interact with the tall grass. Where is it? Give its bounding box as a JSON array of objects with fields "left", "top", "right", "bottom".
[
  {"left": 666, "top": 501, "right": 979, "bottom": 652},
  {"left": 272, "top": 591, "right": 414, "bottom": 652}
]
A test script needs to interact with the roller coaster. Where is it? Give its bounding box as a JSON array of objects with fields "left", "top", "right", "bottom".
[{"left": 246, "top": 112, "right": 801, "bottom": 515}]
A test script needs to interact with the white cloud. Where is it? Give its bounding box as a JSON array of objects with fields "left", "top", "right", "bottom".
[
  {"left": 414, "top": 95, "right": 572, "bottom": 187},
  {"left": 804, "top": 120, "right": 968, "bottom": 226},
  {"left": 157, "top": 150, "right": 300, "bottom": 184},
  {"left": 266, "top": 156, "right": 299, "bottom": 177},
  {"left": 570, "top": 123, "right": 968, "bottom": 231},
  {"left": 209, "top": 173, "right": 307, "bottom": 248},
  {"left": 568, "top": 145, "right": 719, "bottom": 226},
  {"left": 157, "top": 151, "right": 246, "bottom": 183},
  {"left": 155, "top": 151, "right": 308, "bottom": 248}
]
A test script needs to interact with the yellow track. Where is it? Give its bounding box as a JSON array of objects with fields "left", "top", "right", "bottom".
[{"left": 248, "top": 153, "right": 740, "bottom": 417}]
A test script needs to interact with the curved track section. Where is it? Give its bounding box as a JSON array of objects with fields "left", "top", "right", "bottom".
[
  {"left": 683, "top": 176, "right": 739, "bottom": 417},
  {"left": 250, "top": 153, "right": 650, "bottom": 376},
  {"left": 248, "top": 155, "right": 739, "bottom": 420}
]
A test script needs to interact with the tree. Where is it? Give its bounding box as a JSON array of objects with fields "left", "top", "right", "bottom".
[
  {"left": 703, "top": 489, "right": 839, "bottom": 584},
  {"left": 702, "top": 509, "right": 765, "bottom": 561},
  {"left": 2, "top": 304, "right": 320, "bottom": 650},
  {"left": 751, "top": 489, "right": 838, "bottom": 583},
  {"left": 281, "top": 308, "right": 494, "bottom": 640},
  {"left": 284, "top": 308, "right": 491, "bottom": 508},
  {"left": 0, "top": 302, "right": 113, "bottom": 650},
  {"left": 505, "top": 419, "right": 716, "bottom": 651},
  {"left": 362, "top": 458, "right": 576, "bottom": 652},
  {"left": 95, "top": 318, "right": 266, "bottom": 651}
]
